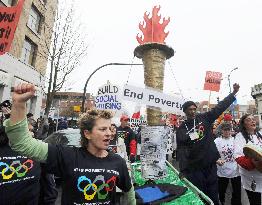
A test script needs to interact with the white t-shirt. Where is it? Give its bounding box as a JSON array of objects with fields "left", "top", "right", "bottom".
[
  {"left": 215, "top": 137, "right": 239, "bottom": 178},
  {"left": 234, "top": 131, "right": 262, "bottom": 192}
]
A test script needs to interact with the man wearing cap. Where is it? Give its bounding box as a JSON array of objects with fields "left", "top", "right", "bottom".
[
  {"left": 176, "top": 83, "right": 240, "bottom": 205},
  {"left": 116, "top": 115, "right": 137, "bottom": 163}
]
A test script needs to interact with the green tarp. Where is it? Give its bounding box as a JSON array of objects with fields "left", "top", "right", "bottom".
[{"left": 132, "top": 162, "right": 212, "bottom": 205}]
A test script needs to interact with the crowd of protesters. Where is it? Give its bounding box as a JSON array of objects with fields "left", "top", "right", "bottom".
[{"left": 0, "top": 82, "right": 262, "bottom": 205}]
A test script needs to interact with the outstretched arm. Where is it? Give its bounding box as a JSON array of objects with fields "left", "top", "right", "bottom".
[
  {"left": 5, "top": 83, "right": 48, "bottom": 162},
  {"left": 204, "top": 83, "right": 240, "bottom": 122}
]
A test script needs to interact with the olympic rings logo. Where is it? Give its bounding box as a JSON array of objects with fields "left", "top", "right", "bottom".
[
  {"left": 197, "top": 125, "right": 205, "bottom": 139},
  {"left": 0, "top": 159, "right": 33, "bottom": 180},
  {"left": 77, "top": 175, "right": 116, "bottom": 201}
]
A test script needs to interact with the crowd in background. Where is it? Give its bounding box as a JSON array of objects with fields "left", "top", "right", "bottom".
[{"left": 1, "top": 82, "right": 262, "bottom": 205}]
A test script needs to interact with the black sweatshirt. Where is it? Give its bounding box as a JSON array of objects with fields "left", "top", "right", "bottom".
[{"left": 176, "top": 93, "right": 236, "bottom": 173}]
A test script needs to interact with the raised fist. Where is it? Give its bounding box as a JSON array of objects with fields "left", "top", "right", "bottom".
[
  {"left": 232, "top": 83, "right": 240, "bottom": 94},
  {"left": 12, "top": 83, "right": 36, "bottom": 104}
]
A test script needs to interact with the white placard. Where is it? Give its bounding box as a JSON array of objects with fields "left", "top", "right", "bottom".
[
  {"left": 122, "top": 85, "right": 184, "bottom": 115},
  {"left": 95, "top": 82, "right": 121, "bottom": 110},
  {"left": 140, "top": 126, "right": 169, "bottom": 180},
  {"left": 128, "top": 118, "right": 147, "bottom": 132}
]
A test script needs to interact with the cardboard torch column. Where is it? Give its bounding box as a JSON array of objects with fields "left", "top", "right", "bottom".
[
  {"left": 134, "top": 43, "right": 174, "bottom": 126},
  {"left": 134, "top": 43, "right": 174, "bottom": 180}
]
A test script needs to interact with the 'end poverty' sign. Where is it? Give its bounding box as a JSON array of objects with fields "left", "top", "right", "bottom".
[
  {"left": 95, "top": 83, "right": 121, "bottom": 110},
  {"left": 122, "top": 85, "right": 184, "bottom": 115}
]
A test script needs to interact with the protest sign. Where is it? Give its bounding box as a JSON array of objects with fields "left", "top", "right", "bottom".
[
  {"left": 95, "top": 82, "right": 121, "bottom": 110},
  {"left": 203, "top": 71, "right": 222, "bottom": 92},
  {"left": 122, "top": 85, "right": 184, "bottom": 115},
  {"left": 128, "top": 118, "right": 147, "bottom": 133},
  {"left": 0, "top": 0, "right": 25, "bottom": 55},
  {"left": 140, "top": 126, "right": 169, "bottom": 180}
]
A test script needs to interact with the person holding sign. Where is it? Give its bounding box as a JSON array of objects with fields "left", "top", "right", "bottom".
[
  {"left": 176, "top": 83, "right": 240, "bottom": 205},
  {"left": 234, "top": 114, "right": 262, "bottom": 205},
  {"left": 4, "top": 83, "right": 136, "bottom": 205}
]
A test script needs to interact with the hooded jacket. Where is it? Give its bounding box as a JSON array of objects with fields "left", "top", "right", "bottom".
[{"left": 176, "top": 93, "right": 236, "bottom": 173}]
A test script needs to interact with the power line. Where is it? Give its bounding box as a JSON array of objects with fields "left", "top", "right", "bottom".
[{"left": 167, "top": 61, "right": 185, "bottom": 100}]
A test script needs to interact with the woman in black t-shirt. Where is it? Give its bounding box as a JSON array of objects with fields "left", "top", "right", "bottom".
[
  {"left": 0, "top": 107, "right": 41, "bottom": 205},
  {"left": 5, "top": 83, "right": 136, "bottom": 205}
]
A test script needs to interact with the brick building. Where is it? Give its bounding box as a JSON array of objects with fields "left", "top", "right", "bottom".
[
  {"left": 42, "top": 92, "right": 95, "bottom": 119},
  {"left": 0, "top": 0, "right": 57, "bottom": 118}
]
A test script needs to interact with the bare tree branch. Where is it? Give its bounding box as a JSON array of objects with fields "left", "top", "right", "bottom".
[{"left": 44, "top": 0, "right": 88, "bottom": 115}]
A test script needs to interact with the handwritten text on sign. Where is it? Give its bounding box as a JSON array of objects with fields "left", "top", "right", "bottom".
[
  {"left": 95, "top": 83, "right": 121, "bottom": 110},
  {"left": 203, "top": 71, "right": 222, "bottom": 92},
  {"left": 122, "top": 85, "right": 184, "bottom": 114},
  {"left": 0, "top": 0, "right": 25, "bottom": 55}
]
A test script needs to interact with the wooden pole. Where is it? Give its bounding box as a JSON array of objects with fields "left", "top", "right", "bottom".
[{"left": 208, "top": 90, "right": 212, "bottom": 111}]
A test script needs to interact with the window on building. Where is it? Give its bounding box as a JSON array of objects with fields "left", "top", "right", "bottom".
[
  {"left": 0, "top": 0, "right": 13, "bottom": 6},
  {"left": 27, "top": 5, "right": 41, "bottom": 33},
  {"left": 21, "top": 38, "right": 37, "bottom": 66}
]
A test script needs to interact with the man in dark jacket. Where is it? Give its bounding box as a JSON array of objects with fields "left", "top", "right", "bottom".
[
  {"left": 116, "top": 115, "right": 137, "bottom": 163},
  {"left": 176, "top": 83, "right": 240, "bottom": 205}
]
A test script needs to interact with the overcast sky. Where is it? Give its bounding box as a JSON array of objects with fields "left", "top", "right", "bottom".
[{"left": 66, "top": 0, "right": 262, "bottom": 108}]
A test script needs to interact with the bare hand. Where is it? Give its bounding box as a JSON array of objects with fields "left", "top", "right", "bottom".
[
  {"left": 216, "top": 159, "right": 225, "bottom": 166},
  {"left": 232, "top": 83, "right": 240, "bottom": 94},
  {"left": 12, "top": 83, "right": 36, "bottom": 104}
]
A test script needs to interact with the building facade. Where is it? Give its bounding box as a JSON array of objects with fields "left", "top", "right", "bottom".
[
  {"left": 0, "top": 0, "right": 57, "bottom": 118},
  {"left": 41, "top": 92, "right": 95, "bottom": 119}
]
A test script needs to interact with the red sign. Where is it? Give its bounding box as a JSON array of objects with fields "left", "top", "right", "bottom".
[
  {"left": 0, "top": 0, "right": 25, "bottom": 55},
  {"left": 136, "top": 5, "right": 170, "bottom": 45},
  {"left": 203, "top": 71, "right": 222, "bottom": 92}
]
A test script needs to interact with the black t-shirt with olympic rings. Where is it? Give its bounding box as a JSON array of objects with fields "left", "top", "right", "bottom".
[
  {"left": 45, "top": 145, "right": 132, "bottom": 205},
  {"left": 0, "top": 145, "right": 41, "bottom": 205}
]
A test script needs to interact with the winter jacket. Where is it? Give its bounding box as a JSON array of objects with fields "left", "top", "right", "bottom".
[{"left": 176, "top": 93, "right": 236, "bottom": 173}]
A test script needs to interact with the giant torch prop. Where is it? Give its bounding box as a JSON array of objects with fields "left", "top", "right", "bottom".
[{"left": 134, "top": 6, "right": 174, "bottom": 125}]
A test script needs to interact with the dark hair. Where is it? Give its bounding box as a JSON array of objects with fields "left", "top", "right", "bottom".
[
  {"left": 0, "top": 100, "right": 12, "bottom": 111},
  {"left": 220, "top": 122, "right": 232, "bottom": 131},
  {"left": 182, "top": 101, "right": 197, "bottom": 112},
  {"left": 239, "top": 114, "right": 262, "bottom": 143},
  {"left": 78, "top": 109, "right": 112, "bottom": 148}
]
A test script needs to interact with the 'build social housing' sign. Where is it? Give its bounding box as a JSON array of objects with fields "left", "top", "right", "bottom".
[
  {"left": 122, "top": 85, "right": 184, "bottom": 115},
  {"left": 95, "top": 83, "right": 121, "bottom": 110}
]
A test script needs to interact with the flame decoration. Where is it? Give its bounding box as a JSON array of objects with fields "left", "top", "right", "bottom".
[{"left": 136, "top": 5, "right": 170, "bottom": 45}]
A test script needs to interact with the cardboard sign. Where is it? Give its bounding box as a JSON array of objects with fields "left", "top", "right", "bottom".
[
  {"left": 140, "top": 126, "right": 169, "bottom": 179},
  {"left": 95, "top": 82, "right": 121, "bottom": 110},
  {"left": 203, "top": 71, "right": 222, "bottom": 92},
  {"left": 122, "top": 85, "right": 184, "bottom": 115},
  {"left": 0, "top": 0, "right": 25, "bottom": 55}
]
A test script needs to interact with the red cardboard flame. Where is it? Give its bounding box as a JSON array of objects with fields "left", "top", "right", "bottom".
[{"left": 136, "top": 5, "right": 170, "bottom": 45}]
